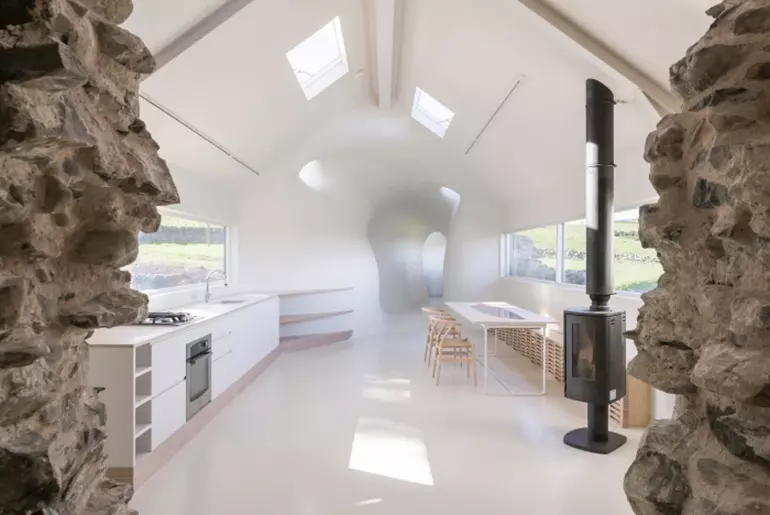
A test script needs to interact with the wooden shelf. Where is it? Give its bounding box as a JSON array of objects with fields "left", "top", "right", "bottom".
[
  {"left": 280, "top": 330, "right": 353, "bottom": 352},
  {"left": 135, "top": 424, "right": 152, "bottom": 439},
  {"left": 280, "top": 310, "right": 353, "bottom": 325},
  {"left": 135, "top": 394, "right": 152, "bottom": 408},
  {"left": 276, "top": 287, "right": 353, "bottom": 297},
  {"left": 135, "top": 366, "right": 152, "bottom": 378}
]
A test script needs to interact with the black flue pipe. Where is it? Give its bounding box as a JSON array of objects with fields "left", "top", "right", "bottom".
[
  {"left": 585, "top": 79, "right": 615, "bottom": 311},
  {"left": 561, "top": 79, "right": 626, "bottom": 455}
]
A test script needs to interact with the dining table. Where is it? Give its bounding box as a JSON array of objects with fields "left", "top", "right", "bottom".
[{"left": 444, "top": 301, "right": 558, "bottom": 396}]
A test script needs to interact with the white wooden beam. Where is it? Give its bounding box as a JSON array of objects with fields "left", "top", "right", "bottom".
[
  {"left": 517, "top": 0, "right": 680, "bottom": 114},
  {"left": 370, "top": 0, "right": 403, "bottom": 109},
  {"left": 643, "top": 92, "right": 670, "bottom": 119},
  {"left": 153, "top": 0, "right": 257, "bottom": 71}
]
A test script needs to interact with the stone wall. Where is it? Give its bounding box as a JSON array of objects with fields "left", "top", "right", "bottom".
[
  {"left": 625, "top": 1, "right": 770, "bottom": 513},
  {"left": 0, "top": 1, "right": 177, "bottom": 514}
]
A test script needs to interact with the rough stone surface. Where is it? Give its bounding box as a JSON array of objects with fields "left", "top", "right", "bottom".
[
  {"left": 626, "top": 1, "right": 770, "bottom": 513},
  {"left": 0, "top": 1, "right": 178, "bottom": 513}
]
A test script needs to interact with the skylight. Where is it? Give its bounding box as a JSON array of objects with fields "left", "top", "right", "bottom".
[
  {"left": 286, "top": 17, "right": 348, "bottom": 100},
  {"left": 411, "top": 87, "right": 455, "bottom": 138}
]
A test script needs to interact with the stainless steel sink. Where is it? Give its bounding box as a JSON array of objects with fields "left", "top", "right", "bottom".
[{"left": 217, "top": 299, "right": 247, "bottom": 304}]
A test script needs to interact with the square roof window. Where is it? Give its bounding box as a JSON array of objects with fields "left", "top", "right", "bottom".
[
  {"left": 286, "top": 16, "right": 348, "bottom": 100},
  {"left": 411, "top": 87, "right": 455, "bottom": 138}
]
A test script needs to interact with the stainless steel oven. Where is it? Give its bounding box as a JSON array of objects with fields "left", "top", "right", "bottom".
[{"left": 186, "top": 335, "right": 212, "bottom": 420}]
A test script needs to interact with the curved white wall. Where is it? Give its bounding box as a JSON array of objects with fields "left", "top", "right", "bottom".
[
  {"left": 443, "top": 195, "right": 505, "bottom": 302},
  {"left": 237, "top": 166, "right": 383, "bottom": 336},
  {"left": 368, "top": 189, "right": 454, "bottom": 313},
  {"left": 423, "top": 232, "right": 447, "bottom": 298}
]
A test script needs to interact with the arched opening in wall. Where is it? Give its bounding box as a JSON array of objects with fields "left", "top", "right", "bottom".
[
  {"left": 439, "top": 186, "right": 461, "bottom": 212},
  {"left": 423, "top": 232, "right": 447, "bottom": 300},
  {"left": 299, "top": 160, "right": 326, "bottom": 190}
]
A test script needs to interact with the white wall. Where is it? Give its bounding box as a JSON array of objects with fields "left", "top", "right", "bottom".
[
  {"left": 166, "top": 166, "right": 242, "bottom": 226},
  {"left": 147, "top": 166, "right": 243, "bottom": 312},
  {"left": 146, "top": 157, "right": 384, "bottom": 338},
  {"left": 443, "top": 196, "right": 505, "bottom": 302},
  {"left": 237, "top": 169, "right": 383, "bottom": 336},
  {"left": 423, "top": 232, "right": 447, "bottom": 298},
  {"left": 367, "top": 190, "right": 454, "bottom": 313},
  {"left": 502, "top": 97, "right": 659, "bottom": 233},
  {"left": 493, "top": 277, "right": 675, "bottom": 419}
]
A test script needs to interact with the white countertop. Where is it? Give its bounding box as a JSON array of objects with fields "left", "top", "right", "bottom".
[
  {"left": 249, "top": 287, "right": 353, "bottom": 297},
  {"left": 87, "top": 294, "right": 276, "bottom": 348},
  {"left": 445, "top": 302, "right": 557, "bottom": 327}
]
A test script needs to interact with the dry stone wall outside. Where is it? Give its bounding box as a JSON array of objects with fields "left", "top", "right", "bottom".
[
  {"left": 625, "top": 1, "right": 770, "bottom": 514},
  {"left": 0, "top": 1, "right": 177, "bottom": 513}
]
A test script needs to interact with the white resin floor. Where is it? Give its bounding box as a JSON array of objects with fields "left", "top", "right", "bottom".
[{"left": 131, "top": 314, "right": 641, "bottom": 515}]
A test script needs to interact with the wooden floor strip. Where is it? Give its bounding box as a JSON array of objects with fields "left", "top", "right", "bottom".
[
  {"left": 109, "top": 330, "right": 353, "bottom": 488},
  {"left": 280, "top": 330, "right": 354, "bottom": 352},
  {"left": 132, "top": 345, "right": 282, "bottom": 489},
  {"left": 279, "top": 310, "right": 353, "bottom": 325}
]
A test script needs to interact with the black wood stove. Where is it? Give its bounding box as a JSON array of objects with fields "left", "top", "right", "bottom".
[{"left": 562, "top": 79, "right": 627, "bottom": 454}]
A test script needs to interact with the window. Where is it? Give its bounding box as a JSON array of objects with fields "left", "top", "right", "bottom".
[
  {"left": 411, "top": 87, "right": 455, "bottom": 138},
  {"left": 563, "top": 219, "right": 586, "bottom": 285},
  {"left": 286, "top": 16, "right": 348, "bottom": 99},
  {"left": 503, "top": 206, "right": 663, "bottom": 294},
  {"left": 507, "top": 225, "right": 557, "bottom": 281},
  {"left": 127, "top": 212, "right": 227, "bottom": 293},
  {"left": 613, "top": 209, "right": 663, "bottom": 293}
]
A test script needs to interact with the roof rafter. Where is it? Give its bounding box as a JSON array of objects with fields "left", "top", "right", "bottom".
[
  {"left": 153, "top": 0, "right": 257, "bottom": 71},
  {"left": 365, "top": 0, "right": 404, "bottom": 109},
  {"left": 518, "top": 0, "right": 680, "bottom": 114}
]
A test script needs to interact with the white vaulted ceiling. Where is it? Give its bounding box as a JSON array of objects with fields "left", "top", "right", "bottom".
[{"left": 124, "top": 0, "right": 713, "bottom": 213}]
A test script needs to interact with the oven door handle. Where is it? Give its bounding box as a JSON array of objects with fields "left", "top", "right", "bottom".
[{"left": 187, "top": 350, "right": 212, "bottom": 365}]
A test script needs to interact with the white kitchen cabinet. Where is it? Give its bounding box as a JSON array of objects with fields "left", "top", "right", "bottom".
[
  {"left": 212, "top": 350, "right": 235, "bottom": 399},
  {"left": 150, "top": 335, "right": 187, "bottom": 396},
  {"left": 87, "top": 294, "right": 281, "bottom": 486},
  {"left": 211, "top": 328, "right": 234, "bottom": 361},
  {"left": 209, "top": 316, "right": 235, "bottom": 360},
  {"left": 151, "top": 380, "right": 187, "bottom": 450}
]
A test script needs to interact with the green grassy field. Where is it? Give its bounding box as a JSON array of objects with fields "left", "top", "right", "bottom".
[
  {"left": 132, "top": 214, "right": 225, "bottom": 269},
  {"left": 515, "top": 220, "right": 662, "bottom": 292},
  {"left": 134, "top": 243, "right": 224, "bottom": 269},
  {"left": 522, "top": 221, "right": 658, "bottom": 257},
  {"left": 159, "top": 214, "right": 213, "bottom": 229}
]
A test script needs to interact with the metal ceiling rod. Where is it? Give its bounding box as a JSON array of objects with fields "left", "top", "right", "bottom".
[
  {"left": 140, "top": 93, "right": 261, "bottom": 177},
  {"left": 464, "top": 77, "right": 523, "bottom": 155}
]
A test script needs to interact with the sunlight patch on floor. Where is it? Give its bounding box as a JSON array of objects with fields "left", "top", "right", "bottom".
[
  {"left": 362, "top": 387, "right": 412, "bottom": 403},
  {"left": 353, "top": 498, "right": 384, "bottom": 506},
  {"left": 348, "top": 417, "right": 434, "bottom": 486},
  {"left": 364, "top": 376, "right": 411, "bottom": 386}
]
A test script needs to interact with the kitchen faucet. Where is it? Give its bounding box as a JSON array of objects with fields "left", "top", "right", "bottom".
[{"left": 204, "top": 270, "right": 227, "bottom": 303}]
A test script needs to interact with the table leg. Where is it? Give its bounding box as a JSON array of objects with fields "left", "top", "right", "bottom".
[
  {"left": 476, "top": 324, "right": 548, "bottom": 397},
  {"left": 484, "top": 325, "right": 489, "bottom": 392},
  {"left": 540, "top": 324, "right": 547, "bottom": 395}
]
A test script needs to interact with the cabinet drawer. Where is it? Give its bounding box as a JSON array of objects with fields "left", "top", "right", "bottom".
[
  {"left": 151, "top": 381, "right": 186, "bottom": 449},
  {"left": 151, "top": 336, "right": 187, "bottom": 396},
  {"left": 212, "top": 329, "right": 234, "bottom": 360},
  {"left": 212, "top": 351, "right": 235, "bottom": 399}
]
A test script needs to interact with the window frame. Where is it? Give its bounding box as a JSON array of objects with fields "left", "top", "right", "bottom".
[
  {"left": 411, "top": 87, "right": 455, "bottom": 138},
  {"left": 504, "top": 224, "right": 560, "bottom": 282},
  {"left": 286, "top": 16, "right": 349, "bottom": 100},
  {"left": 129, "top": 207, "right": 233, "bottom": 298},
  {"left": 501, "top": 202, "right": 659, "bottom": 297}
]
